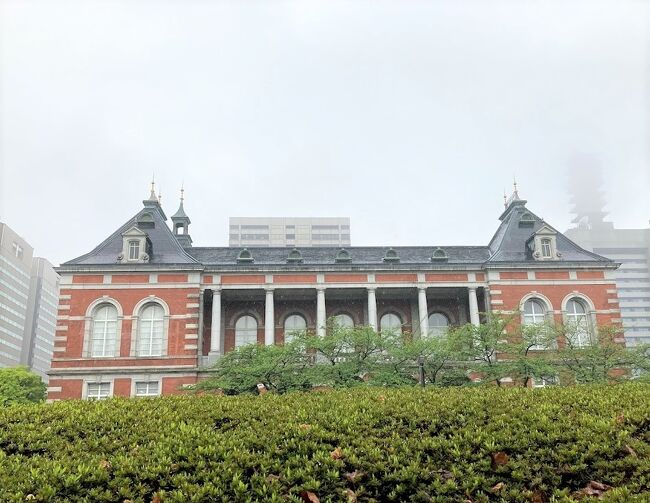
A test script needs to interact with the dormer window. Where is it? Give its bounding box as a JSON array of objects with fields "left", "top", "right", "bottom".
[
  {"left": 119, "top": 226, "right": 150, "bottom": 263},
  {"left": 530, "top": 225, "right": 560, "bottom": 261},
  {"left": 128, "top": 240, "right": 140, "bottom": 260}
]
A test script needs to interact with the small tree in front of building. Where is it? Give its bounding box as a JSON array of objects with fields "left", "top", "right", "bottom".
[
  {"left": 552, "top": 322, "right": 650, "bottom": 384},
  {"left": 0, "top": 367, "right": 47, "bottom": 406}
]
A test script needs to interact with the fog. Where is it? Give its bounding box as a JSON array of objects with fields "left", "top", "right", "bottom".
[{"left": 1, "top": 0, "right": 648, "bottom": 264}]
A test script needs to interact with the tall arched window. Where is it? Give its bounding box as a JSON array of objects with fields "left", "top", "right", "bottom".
[
  {"left": 333, "top": 313, "right": 354, "bottom": 328},
  {"left": 427, "top": 313, "right": 449, "bottom": 337},
  {"left": 91, "top": 304, "right": 118, "bottom": 357},
  {"left": 235, "top": 315, "right": 258, "bottom": 348},
  {"left": 137, "top": 303, "right": 165, "bottom": 356},
  {"left": 523, "top": 298, "right": 550, "bottom": 350},
  {"left": 566, "top": 298, "right": 591, "bottom": 347},
  {"left": 380, "top": 313, "right": 402, "bottom": 335},
  {"left": 284, "top": 314, "right": 307, "bottom": 343},
  {"left": 523, "top": 299, "right": 546, "bottom": 325}
]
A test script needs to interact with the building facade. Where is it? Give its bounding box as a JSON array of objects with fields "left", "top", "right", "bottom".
[
  {"left": 22, "top": 258, "right": 60, "bottom": 380},
  {"left": 229, "top": 217, "right": 351, "bottom": 247},
  {"left": 0, "top": 222, "right": 60, "bottom": 380},
  {"left": 565, "top": 224, "right": 650, "bottom": 346},
  {"left": 48, "top": 191, "right": 622, "bottom": 400},
  {"left": 0, "top": 223, "right": 33, "bottom": 369}
]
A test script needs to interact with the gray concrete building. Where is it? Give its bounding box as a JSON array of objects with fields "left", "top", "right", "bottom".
[
  {"left": 22, "top": 258, "right": 60, "bottom": 380},
  {"left": 0, "top": 222, "right": 59, "bottom": 380},
  {"left": 229, "top": 217, "right": 351, "bottom": 247},
  {"left": 565, "top": 223, "right": 650, "bottom": 346}
]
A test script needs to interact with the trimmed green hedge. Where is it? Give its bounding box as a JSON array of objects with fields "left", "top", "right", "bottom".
[{"left": 1, "top": 384, "right": 649, "bottom": 502}]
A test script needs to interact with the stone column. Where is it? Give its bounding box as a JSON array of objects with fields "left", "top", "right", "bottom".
[
  {"left": 265, "top": 288, "right": 275, "bottom": 346},
  {"left": 468, "top": 287, "right": 480, "bottom": 327},
  {"left": 210, "top": 288, "right": 221, "bottom": 355},
  {"left": 316, "top": 287, "right": 326, "bottom": 337},
  {"left": 367, "top": 287, "right": 378, "bottom": 331},
  {"left": 418, "top": 287, "right": 429, "bottom": 338}
]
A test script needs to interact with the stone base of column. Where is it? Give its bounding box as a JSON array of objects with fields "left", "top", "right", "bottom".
[{"left": 201, "top": 352, "right": 222, "bottom": 367}]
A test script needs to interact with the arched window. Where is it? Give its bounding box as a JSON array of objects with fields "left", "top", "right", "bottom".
[
  {"left": 137, "top": 303, "right": 165, "bottom": 356},
  {"left": 566, "top": 298, "right": 592, "bottom": 347},
  {"left": 235, "top": 315, "right": 258, "bottom": 348},
  {"left": 523, "top": 299, "right": 547, "bottom": 325},
  {"left": 333, "top": 313, "right": 354, "bottom": 328},
  {"left": 284, "top": 314, "right": 307, "bottom": 343},
  {"left": 427, "top": 313, "right": 449, "bottom": 337},
  {"left": 380, "top": 313, "right": 402, "bottom": 335},
  {"left": 91, "top": 304, "right": 118, "bottom": 357}
]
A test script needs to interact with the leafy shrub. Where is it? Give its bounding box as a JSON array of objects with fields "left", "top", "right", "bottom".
[
  {"left": 0, "top": 366, "right": 46, "bottom": 406},
  {"left": 0, "top": 384, "right": 648, "bottom": 502}
]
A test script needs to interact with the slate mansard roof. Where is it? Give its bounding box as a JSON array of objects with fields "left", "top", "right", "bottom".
[{"left": 60, "top": 196, "right": 616, "bottom": 271}]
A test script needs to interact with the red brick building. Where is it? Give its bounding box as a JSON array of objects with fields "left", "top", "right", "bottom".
[{"left": 48, "top": 189, "right": 622, "bottom": 399}]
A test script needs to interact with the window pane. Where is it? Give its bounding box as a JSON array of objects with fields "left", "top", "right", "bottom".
[
  {"left": 427, "top": 313, "right": 449, "bottom": 337},
  {"left": 333, "top": 314, "right": 354, "bottom": 328},
  {"left": 523, "top": 299, "right": 546, "bottom": 325},
  {"left": 138, "top": 304, "right": 165, "bottom": 356},
  {"left": 380, "top": 313, "right": 402, "bottom": 334},
  {"left": 91, "top": 304, "right": 118, "bottom": 357},
  {"left": 135, "top": 381, "right": 159, "bottom": 396},
  {"left": 235, "top": 315, "right": 258, "bottom": 347},
  {"left": 87, "top": 382, "right": 110, "bottom": 400},
  {"left": 284, "top": 314, "right": 307, "bottom": 343}
]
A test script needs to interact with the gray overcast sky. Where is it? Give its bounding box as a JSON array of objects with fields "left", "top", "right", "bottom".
[{"left": 1, "top": 0, "right": 649, "bottom": 265}]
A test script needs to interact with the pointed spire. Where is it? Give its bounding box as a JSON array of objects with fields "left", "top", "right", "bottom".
[
  {"left": 503, "top": 189, "right": 508, "bottom": 209},
  {"left": 147, "top": 174, "right": 159, "bottom": 202},
  {"left": 513, "top": 176, "right": 520, "bottom": 200},
  {"left": 180, "top": 182, "right": 185, "bottom": 204},
  {"left": 158, "top": 190, "right": 162, "bottom": 205}
]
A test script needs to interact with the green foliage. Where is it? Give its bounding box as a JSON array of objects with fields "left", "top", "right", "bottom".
[
  {"left": 0, "top": 367, "right": 46, "bottom": 406},
  {"left": 200, "top": 315, "right": 650, "bottom": 394},
  {"left": 554, "top": 323, "right": 650, "bottom": 384},
  {"left": 0, "top": 385, "right": 649, "bottom": 501},
  {"left": 195, "top": 343, "right": 312, "bottom": 394}
]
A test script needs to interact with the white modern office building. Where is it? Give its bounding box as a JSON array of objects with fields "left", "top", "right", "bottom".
[
  {"left": 0, "top": 222, "right": 59, "bottom": 380},
  {"left": 566, "top": 224, "right": 650, "bottom": 346},
  {"left": 229, "top": 217, "right": 351, "bottom": 247}
]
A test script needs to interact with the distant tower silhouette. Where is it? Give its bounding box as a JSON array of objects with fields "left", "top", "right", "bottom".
[{"left": 568, "top": 154, "right": 609, "bottom": 230}]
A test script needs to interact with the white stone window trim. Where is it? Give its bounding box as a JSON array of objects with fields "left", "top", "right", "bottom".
[
  {"left": 561, "top": 293, "right": 597, "bottom": 347},
  {"left": 120, "top": 226, "right": 149, "bottom": 263},
  {"left": 531, "top": 225, "right": 560, "bottom": 261},
  {"left": 130, "top": 296, "right": 171, "bottom": 357},
  {"left": 83, "top": 297, "right": 123, "bottom": 358},
  {"left": 84, "top": 379, "right": 113, "bottom": 400}
]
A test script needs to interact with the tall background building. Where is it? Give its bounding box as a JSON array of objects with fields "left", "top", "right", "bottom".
[
  {"left": 0, "top": 222, "right": 59, "bottom": 380},
  {"left": 229, "top": 217, "right": 351, "bottom": 247},
  {"left": 564, "top": 157, "right": 650, "bottom": 347}
]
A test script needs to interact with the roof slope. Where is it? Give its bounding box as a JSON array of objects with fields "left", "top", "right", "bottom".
[
  {"left": 486, "top": 200, "right": 613, "bottom": 265},
  {"left": 63, "top": 202, "right": 198, "bottom": 266},
  {"left": 186, "top": 246, "right": 491, "bottom": 266}
]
